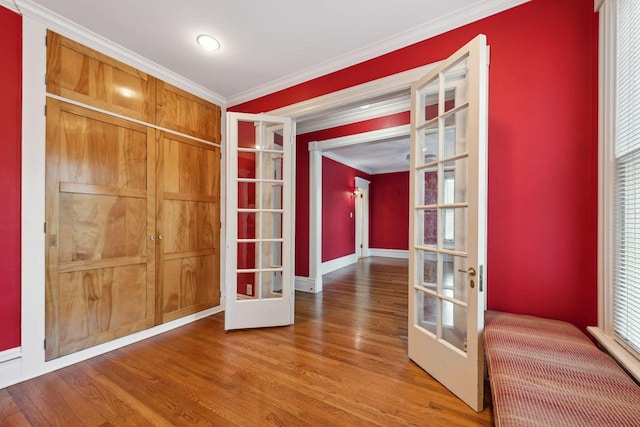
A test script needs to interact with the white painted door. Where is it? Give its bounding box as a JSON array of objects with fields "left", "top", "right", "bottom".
[
  {"left": 408, "top": 35, "right": 488, "bottom": 411},
  {"left": 354, "top": 177, "right": 370, "bottom": 258},
  {"left": 226, "top": 112, "right": 295, "bottom": 330}
]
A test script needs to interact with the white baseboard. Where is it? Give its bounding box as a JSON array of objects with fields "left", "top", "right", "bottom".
[
  {"left": 295, "top": 276, "right": 320, "bottom": 293},
  {"left": 369, "top": 249, "right": 410, "bottom": 259},
  {"left": 321, "top": 253, "right": 358, "bottom": 275},
  {"left": 0, "top": 347, "right": 22, "bottom": 389},
  {"left": 0, "top": 347, "right": 21, "bottom": 363}
]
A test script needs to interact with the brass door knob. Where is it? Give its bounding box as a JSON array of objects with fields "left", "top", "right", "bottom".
[{"left": 457, "top": 267, "right": 477, "bottom": 277}]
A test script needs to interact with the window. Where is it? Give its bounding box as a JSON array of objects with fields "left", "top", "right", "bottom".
[{"left": 592, "top": 0, "right": 640, "bottom": 380}]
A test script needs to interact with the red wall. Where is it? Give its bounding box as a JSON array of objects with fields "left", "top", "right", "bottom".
[
  {"left": 369, "top": 172, "right": 409, "bottom": 250},
  {"left": 231, "top": 0, "right": 599, "bottom": 332},
  {"left": 0, "top": 6, "right": 22, "bottom": 351},
  {"left": 322, "top": 157, "right": 371, "bottom": 262}
]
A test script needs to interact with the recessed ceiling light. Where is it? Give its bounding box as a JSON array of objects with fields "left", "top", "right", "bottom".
[{"left": 197, "top": 34, "right": 220, "bottom": 52}]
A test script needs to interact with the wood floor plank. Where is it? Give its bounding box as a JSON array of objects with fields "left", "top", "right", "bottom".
[
  {"left": 0, "top": 389, "right": 27, "bottom": 426},
  {"left": 0, "top": 257, "right": 493, "bottom": 426}
]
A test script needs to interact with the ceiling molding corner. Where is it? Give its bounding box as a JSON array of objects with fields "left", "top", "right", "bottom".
[
  {"left": 228, "top": 0, "right": 531, "bottom": 106},
  {"left": 322, "top": 151, "right": 374, "bottom": 176},
  {"left": 16, "top": 0, "right": 226, "bottom": 107},
  {"left": 0, "top": 0, "right": 19, "bottom": 13}
]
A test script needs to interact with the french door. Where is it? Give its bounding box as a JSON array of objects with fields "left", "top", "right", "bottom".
[
  {"left": 408, "top": 35, "right": 488, "bottom": 411},
  {"left": 225, "top": 113, "right": 295, "bottom": 330}
]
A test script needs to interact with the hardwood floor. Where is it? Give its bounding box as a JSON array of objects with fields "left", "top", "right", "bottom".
[{"left": 1, "top": 257, "right": 493, "bottom": 426}]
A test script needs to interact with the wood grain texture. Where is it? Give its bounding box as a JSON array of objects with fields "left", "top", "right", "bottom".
[
  {"left": 156, "top": 132, "right": 220, "bottom": 324},
  {"left": 3, "top": 258, "right": 493, "bottom": 426},
  {"left": 46, "top": 99, "right": 156, "bottom": 360},
  {"left": 156, "top": 80, "right": 220, "bottom": 142},
  {"left": 47, "top": 31, "right": 156, "bottom": 123}
]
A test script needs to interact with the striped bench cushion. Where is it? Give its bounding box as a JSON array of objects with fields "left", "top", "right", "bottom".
[{"left": 484, "top": 310, "right": 640, "bottom": 426}]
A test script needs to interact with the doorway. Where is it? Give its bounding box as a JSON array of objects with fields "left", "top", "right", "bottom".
[{"left": 354, "top": 176, "right": 370, "bottom": 259}]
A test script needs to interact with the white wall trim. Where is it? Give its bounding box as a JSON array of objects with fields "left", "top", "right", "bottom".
[
  {"left": 321, "top": 253, "right": 358, "bottom": 275},
  {"left": 21, "top": 14, "right": 47, "bottom": 383},
  {"left": 0, "top": 0, "right": 19, "bottom": 13},
  {"left": 14, "top": 0, "right": 225, "bottom": 106},
  {"left": 589, "top": 327, "right": 640, "bottom": 382},
  {"left": 0, "top": 354, "right": 22, "bottom": 389},
  {"left": 322, "top": 151, "right": 374, "bottom": 175},
  {"left": 295, "top": 276, "right": 319, "bottom": 293},
  {"left": 0, "top": 347, "right": 21, "bottom": 363},
  {"left": 6, "top": 305, "right": 223, "bottom": 389},
  {"left": 228, "top": 0, "right": 530, "bottom": 106},
  {"left": 308, "top": 150, "right": 323, "bottom": 293},
  {"left": 269, "top": 65, "right": 437, "bottom": 119},
  {"left": 309, "top": 125, "right": 410, "bottom": 152},
  {"left": 296, "top": 95, "right": 410, "bottom": 135},
  {"left": 370, "top": 249, "right": 410, "bottom": 259}
]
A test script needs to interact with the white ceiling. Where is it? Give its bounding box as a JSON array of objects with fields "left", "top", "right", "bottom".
[
  {"left": 11, "top": 0, "right": 526, "bottom": 174},
  {"left": 20, "top": 0, "right": 526, "bottom": 103},
  {"left": 326, "top": 137, "right": 410, "bottom": 175}
]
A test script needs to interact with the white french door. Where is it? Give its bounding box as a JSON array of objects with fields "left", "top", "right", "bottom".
[
  {"left": 408, "top": 35, "right": 488, "bottom": 411},
  {"left": 225, "top": 112, "right": 295, "bottom": 330}
]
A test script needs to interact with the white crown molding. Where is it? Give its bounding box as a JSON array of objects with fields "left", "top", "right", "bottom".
[
  {"left": 270, "top": 65, "right": 434, "bottom": 119},
  {"left": 372, "top": 164, "right": 410, "bottom": 175},
  {"left": 309, "top": 125, "right": 410, "bottom": 152},
  {"left": 14, "top": 0, "right": 226, "bottom": 107},
  {"left": 0, "top": 0, "right": 19, "bottom": 13},
  {"left": 228, "top": 0, "right": 531, "bottom": 106},
  {"left": 322, "top": 151, "right": 374, "bottom": 176},
  {"left": 297, "top": 94, "right": 410, "bottom": 135}
]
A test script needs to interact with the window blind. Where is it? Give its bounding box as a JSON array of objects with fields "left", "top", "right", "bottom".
[{"left": 614, "top": 0, "right": 640, "bottom": 354}]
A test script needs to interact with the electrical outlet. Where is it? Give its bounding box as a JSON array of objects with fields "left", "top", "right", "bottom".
[{"left": 247, "top": 284, "right": 253, "bottom": 296}]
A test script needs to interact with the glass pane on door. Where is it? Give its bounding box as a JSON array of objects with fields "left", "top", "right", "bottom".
[{"left": 234, "top": 119, "right": 286, "bottom": 303}]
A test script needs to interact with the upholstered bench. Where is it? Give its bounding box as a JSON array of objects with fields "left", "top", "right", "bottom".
[{"left": 484, "top": 310, "right": 640, "bottom": 426}]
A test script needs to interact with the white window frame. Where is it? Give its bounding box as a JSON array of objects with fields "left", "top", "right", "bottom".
[{"left": 588, "top": 0, "right": 640, "bottom": 381}]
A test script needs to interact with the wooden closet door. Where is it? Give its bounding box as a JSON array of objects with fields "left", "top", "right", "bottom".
[
  {"left": 45, "top": 99, "right": 156, "bottom": 360},
  {"left": 156, "top": 81, "right": 220, "bottom": 142},
  {"left": 47, "top": 31, "right": 156, "bottom": 123},
  {"left": 156, "top": 131, "right": 220, "bottom": 323}
]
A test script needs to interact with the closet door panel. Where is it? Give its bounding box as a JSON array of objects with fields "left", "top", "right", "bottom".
[
  {"left": 47, "top": 31, "right": 156, "bottom": 123},
  {"left": 58, "top": 193, "right": 146, "bottom": 262},
  {"left": 57, "top": 264, "right": 148, "bottom": 356},
  {"left": 157, "top": 132, "right": 220, "bottom": 324},
  {"left": 45, "top": 99, "right": 156, "bottom": 360},
  {"left": 156, "top": 81, "right": 220, "bottom": 142},
  {"left": 161, "top": 254, "right": 217, "bottom": 323}
]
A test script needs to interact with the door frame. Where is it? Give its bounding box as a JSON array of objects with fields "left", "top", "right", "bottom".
[
  {"left": 305, "top": 130, "right": 408, "bottom": 292},
  {"left": 269, "top": 63, "right": 437, "bottom": 293},
  {"left": 355, "top": 176, "right": 370, "bottom": 259}
]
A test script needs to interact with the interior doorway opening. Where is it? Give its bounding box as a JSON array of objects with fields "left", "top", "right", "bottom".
[{"left": 354, "top": 176, "right": 370, "bottom": 259}]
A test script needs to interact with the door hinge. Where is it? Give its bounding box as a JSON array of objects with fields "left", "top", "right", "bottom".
[
  {"left": 44, "top": 222, "right": 47, "bottom": 233},
  {"left": 45, "top": 35, "right": 47, "bottom": 47},
  {"left": 220, "top": 221, "right": 222, "bottom": 229},
  {"left": 44, "top": 104, "right": 47, "bottom": 116},
  {"left": 44, "top": 339, "right": 46, "bottom": 350},
  {"left": 360, "top": 244, "right": 363, "bottom": 249},
  {"left": 44, "top": 73, "right": 47, "bottom": 86}
]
